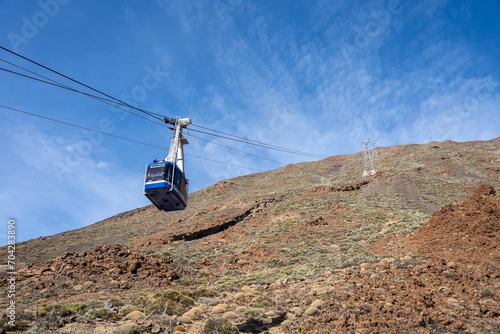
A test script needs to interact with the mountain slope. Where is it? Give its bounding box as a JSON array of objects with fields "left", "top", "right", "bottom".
[
  {"left": 2, "top": 137, "right": 500, "bottom": 333},
  {"left": 15, "top": 137, "right": 500, "bottom": 267}
]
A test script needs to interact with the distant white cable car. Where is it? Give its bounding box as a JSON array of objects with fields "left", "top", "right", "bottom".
[{"left": 144, "top": 117, "right": 191, "bottom": 211}]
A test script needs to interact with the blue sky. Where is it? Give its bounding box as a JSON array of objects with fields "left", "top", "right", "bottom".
[{"left": 0, "top": 0, "right": 499, "bottom": 244}]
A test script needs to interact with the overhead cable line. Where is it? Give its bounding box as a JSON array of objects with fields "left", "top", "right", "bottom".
[
  {"left": 187, "top": 127, "right": 324, "bottom": 158},
  {"left": 0, "top": 46, "right": 162, "bottom": 120},
  {"left": 2, "top": 64, "right": 324, "bottom": 159},
  {"left": 0, "top": 64, "right": 287, "bottom": 165},
  {"left": 0, "top": 58, "right": 142, "bottom": 112},
  {"left": 0, "top": 66, "right": 168, "bottom": 126},
  {"left": 190, "top": 123, "right": 327, "bottom": 158},
  {"left": 0, "top": 104, "right": 168, "bottom": 150},
  {"left": 188, "top": 132, "right": 285, "bottom": 165},
  {"left": 0, "top": 58, "right": 73, "bottom": 90},
  {"left": 0, "top": 66, "right": 126, "bottom": 106},
  {"left": 0, "top": 104, "right": 264, "bottom": 172},
  {"left": 184, "top": 153, "right": 262, "bottom": 172},
  {"left": 0, "top": 46, "right": 327, "bottom": 159},
  {"left": 0, "top": 58, "right": 161, "bottom": 120}
]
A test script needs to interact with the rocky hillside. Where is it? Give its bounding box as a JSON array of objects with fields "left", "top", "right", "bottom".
[
  {"left": 1, "top": 137, "right": 499, "bottom": 333},
  {"left": 402, "top": 184, "right": 499, "bottom": 267}
]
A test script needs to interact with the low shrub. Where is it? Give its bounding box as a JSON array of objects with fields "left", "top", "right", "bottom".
[
  {"left": 84, "top": 307, "right": 118, "bottom": 320},
  {"left": 202, "top": 318, "right": 239, "bottom": 334}
]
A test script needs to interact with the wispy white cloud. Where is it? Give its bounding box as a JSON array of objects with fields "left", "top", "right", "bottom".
[
  {"left": 121, "top": 0, "right": 136, "bottom": 23},
  {"left": 0, "top": 119, "right": 147, "bottom": 243},
  {"left": 183, "top": 0, "right": 499, "bottom": 171}
]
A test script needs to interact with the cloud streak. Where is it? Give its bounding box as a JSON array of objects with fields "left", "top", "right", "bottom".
[{"left": 0, "top": 118, "right": 146, "bottom": 243}]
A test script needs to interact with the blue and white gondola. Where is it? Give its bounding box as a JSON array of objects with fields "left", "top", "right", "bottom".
[{"left": 143, "top": 160, "right": 188, "bottom": 211}]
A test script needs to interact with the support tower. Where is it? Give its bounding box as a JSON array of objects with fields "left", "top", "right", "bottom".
[{"left": 362, "top": 139, "right": 376, "bottom": 177}]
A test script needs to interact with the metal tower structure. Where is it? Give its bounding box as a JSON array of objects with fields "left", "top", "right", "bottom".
[
  {"left": 362, "top": 139, "right": 376, "bottom": 177},
  {"left": 371, "top": 137, "right": 379, "bottom": 159},
  {"left": 164, "top": 117, "right": 191, "bottom": 174}
]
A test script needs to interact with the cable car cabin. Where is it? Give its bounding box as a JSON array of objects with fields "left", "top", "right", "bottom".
[{"left": 144, "top": 161, "right": 188, "bottom": 211}]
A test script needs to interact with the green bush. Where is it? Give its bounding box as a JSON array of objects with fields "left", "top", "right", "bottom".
[
  {"left": 38, "top": 304, "right": 62, "bottom": 317},
  {"left": 109, "top": 296, "right": 126, "bottom": 307},
  {"left": 250, "top": 296, "right": 271, "bottom": 308},
  {"left": 61, "top": 302, "right": 88, "bottom": 316},
  {"left": 114, "top": 323, "right": 141, "bottom": 334},
  {"left": 87, "top": 300, "right": 106, "bottom": 309},
  {"left": 144, "top": 289, "right": 194, "bottom": 315},
  {"left": 443, "top": 271, "right": 455, "bottom": 279},
  {"left": 118, "top": 305, "right": 143, "bottom": 316},
  {"left": 480, "top": 288, "right": 494, "bottom": 298},
  {"left": 243, "top": 309, "right": 261, "bottom": 318},
  {"left": 178, "top": 288, "right": 217, "bottom": 299},
  {"left": 84, "top": 307, "right": 118, "bottom": 320},
  {"left": 202, "top": 318, "right": 239, "bottom": 334},
  {"left": 0, "top": 318, "right": 15, "bottom": 331},
  {"left": 193, "top": 287, "right": 218, "bottom": 298}
]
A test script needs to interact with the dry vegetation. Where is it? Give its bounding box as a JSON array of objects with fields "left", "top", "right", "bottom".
[{"left": 1, "top": 137, "right": 499, "bottom": 333}]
